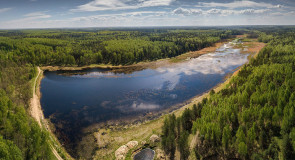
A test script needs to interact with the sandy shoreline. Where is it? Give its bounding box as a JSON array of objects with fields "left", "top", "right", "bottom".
[
  {"left": 29, "top": 67, "right": 66, "bottom": 160},
  {"left": 30, "top": 67, "right": 44, "bottom": 127}
]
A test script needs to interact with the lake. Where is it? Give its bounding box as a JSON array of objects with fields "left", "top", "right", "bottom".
[{"left": 40, "top": 42, "right": 248, "bottom": 147}]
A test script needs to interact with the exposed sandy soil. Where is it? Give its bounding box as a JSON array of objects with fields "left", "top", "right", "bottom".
[
  {"left": 185, "top": 42, "right": 224, "bottom": 55},
  {"left": 246, "top": 42, "right": 265, "bottom": 55},
  {"left": 29, "top": 67, "right": 64, "bottom": 160},
  {"left": 30, "top": 67, "right": 43, "bottom": 126},
  {"left": 236, "top": 35, "right": 247, "bottom": 38}
]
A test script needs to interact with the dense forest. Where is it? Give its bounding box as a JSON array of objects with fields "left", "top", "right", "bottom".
[
  {"left": 0, "top": 29, "right": 235, "bottom": 66},
  {"left": 0, "top": 60, "right": 54, "bottom": 159},
  {"left": 161, "top": 28, "right": 295, "bottom": 159}
]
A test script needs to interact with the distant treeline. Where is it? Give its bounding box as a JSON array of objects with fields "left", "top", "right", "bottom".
[
  {"left": 0, "top": 29, "right": 237, "bottom": 66},
  {"left": 161, "top": 28, "right": 295, "bottom": 159}
]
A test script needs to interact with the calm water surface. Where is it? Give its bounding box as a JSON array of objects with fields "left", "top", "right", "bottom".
[{"left": 41, "top": 43, "right": 248, "bottom": 129}]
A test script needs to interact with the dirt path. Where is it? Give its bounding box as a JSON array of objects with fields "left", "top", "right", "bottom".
[
  {"left": 29, "top": 67, "right": 64, "bottom": 160},
  {"left": 51, "top": 145, "right": 64, "bottom": 160}
]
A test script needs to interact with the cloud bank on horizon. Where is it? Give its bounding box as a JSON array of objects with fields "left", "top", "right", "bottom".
[{"left": 0, "top": 0, "right": 294, "bottom": 29}]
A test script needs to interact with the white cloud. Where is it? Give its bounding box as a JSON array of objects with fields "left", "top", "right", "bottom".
[
  {"left": 0, "top": 0, "right": 294, "bottom": 29},
  {"left": 1, "top": 12, "right": 51, "bottom": 28},
  {"left": 275, "top": 5, "right": 283, "bottom": 8},
  {"left": 71, "top": 11, "right": 165, "bottom": 21},
  {"left": 141, "top": 0, "right": 173, "bottom": 7},
  {"left": 172, "top": 7, "right": 269, "bottom": 16},
  {"left": 270, "top": 10, "right": 295, "bottom": 16},
  {"left": 172, "top": 7, "right": 202, "bottom": 15},
  {"left": 0, "top": 8, "right": 11, "bottom": 13},
  {"left": 196, "top": 0, "right": 281, "bottom": 9},
  {"left": 173, "top": 8, "right": 191, "bottom": 15},
  {"left": 73, "top": 0, "right": 129, "bottom": 12},
  {"left": 72, "top": 0, "right": 175, "bottom": 12},
  {"left": 206, "top": 8, "right": 222, "bottom": 15},
  {"left": 239, "top": 9, "right": 269, "bottom": 15},
  {"left": 24, "top": 12, "right": 51, "bottom": 19}
]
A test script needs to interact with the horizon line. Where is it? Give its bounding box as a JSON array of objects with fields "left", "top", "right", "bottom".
[{"left": 1, "top": 24, "right": 295, "bottom": 30}]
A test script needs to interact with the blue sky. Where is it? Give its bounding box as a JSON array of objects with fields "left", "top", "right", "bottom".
[{"left": 0, "top": 0, "right": 294, "bottom": 29}]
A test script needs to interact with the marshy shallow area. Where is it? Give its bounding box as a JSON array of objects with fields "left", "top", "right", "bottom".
[{"left": 40, "top": 41, "right": 249, "bottom": 156}]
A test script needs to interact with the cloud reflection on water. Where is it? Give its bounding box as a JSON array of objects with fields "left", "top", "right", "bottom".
[
  {"left": 156, "top": 44, "right": 248, "bottom": 90},
  {"left": 131, "top": 101, "right": 160, "bottom": 110},
  {"left": 70, "top": 43, "right": 248, "bottom": 92}
]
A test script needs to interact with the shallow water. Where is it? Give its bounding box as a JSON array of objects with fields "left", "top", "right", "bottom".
[
  {"left": 133, "top": 148, "right": 155, "bottom": 160},
  {"left": 40, "top": 42, "right": 248, "bottom": 139}
]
